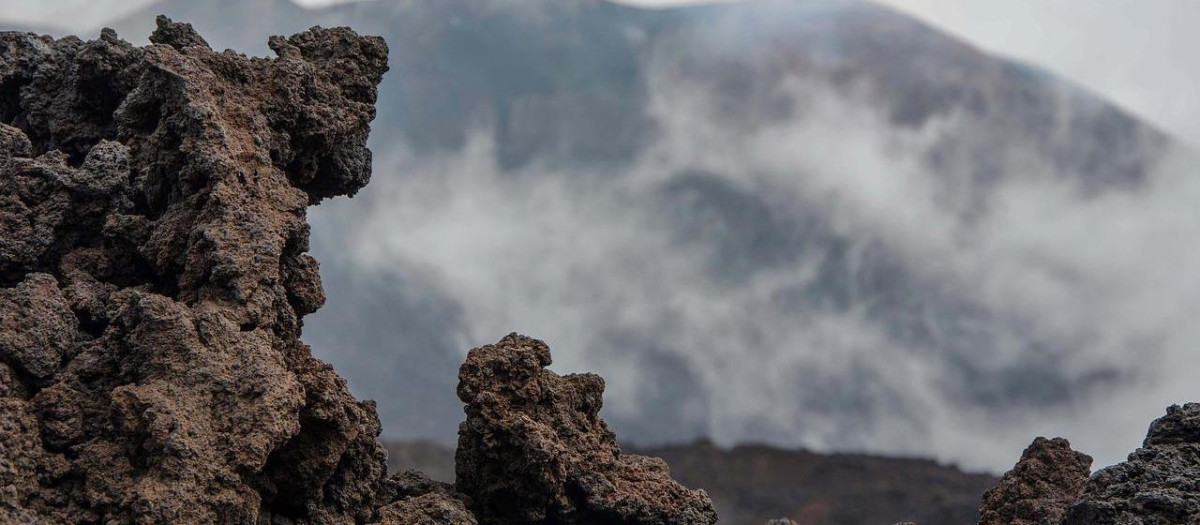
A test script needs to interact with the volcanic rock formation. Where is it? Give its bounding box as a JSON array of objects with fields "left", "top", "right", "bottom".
[
  {"left": 977, "top": 438, "right": 1092, "bottom": 525},
  {"left": 0, "top": 17, "right": 714, "bottom": 524},
  {"left": 1062, "top": 403, "right": 1200, "bottom": 524},
  {"left": 0, "top": 15, "right": 393, "bottom": 524},
  {"left": 981, "top": 404, "right": 1200, "bottom": 525},
  {"left": 385, "top": 438, "right": 999, "bottom": 525},
  {"left": 455, "top": 333, "right": 718, "bottom": 524}
]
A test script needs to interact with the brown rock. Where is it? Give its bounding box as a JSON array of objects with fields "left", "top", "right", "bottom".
[
  {"left": 0, "top": 17, "right": 392, "bottom": 523},
  {"left": 454, "top": 333, "right": 719, "bottom": 524},
  {"left": 0, "top": 123, "right": 31, "bottom": 158},
  {"left": 376, "top": 470, "right": 477, "bottom": 525},
  {"left": 978, "top": 437, "right": 1091, "bottom": 525},
  {"left": 0, "top": 274, "right": 76, "bottom": 381},
  {"left": 1, "top": 17, "right": 717, "bottom": 525},
  {"left": 148, "top": 15, "right": 210, "bottom": 50}
]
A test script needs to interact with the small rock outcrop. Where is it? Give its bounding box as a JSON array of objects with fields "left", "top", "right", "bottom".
[
  {"left": 977, "top": 437, "right": 1092, "bottom": 525},
  {"left": 376, "top": 470, "right": 477, "bottom": 525},
  {"left": 1063, "top": 403, "right": 1200, "bottom": 524},
  {"left": 981, "top": 404, "right": 1200, "bottom": 525},
  {"left": 0, "top": 18, "right": 715, "bottom": 524},
  {"left": 455, "top": 333, "right": 719, "bottom": 524}
]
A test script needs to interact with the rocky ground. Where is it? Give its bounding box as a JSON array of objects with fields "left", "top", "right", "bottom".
[
  {"left": 979, "top": 404, "right": 1200, "bottom": 525},
  {"left": 0, "top": 15, "right": 1197, "bottom": 525},
  {"left": 386, "top": 441, "right": 997, "bottom": 525}
]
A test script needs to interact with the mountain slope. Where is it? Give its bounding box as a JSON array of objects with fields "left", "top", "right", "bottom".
[
  {"left": 95, "top": 0, "right": 1190, "bottom": 472},
  {"left": 385, "top": 440, "right": 998, "bottom": 525}
]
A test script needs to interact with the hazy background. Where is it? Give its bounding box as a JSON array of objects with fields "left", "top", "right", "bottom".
[
  {"left": 5, "top": 0, "right": 1198, "bottom": 148},
  {"left": 3, "top": 0, "right": 1197, "bottom": 474}
]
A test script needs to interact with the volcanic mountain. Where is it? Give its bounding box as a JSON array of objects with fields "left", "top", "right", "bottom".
[{"left": 71, "top": 0, "right": 1186, "bottom": 472}]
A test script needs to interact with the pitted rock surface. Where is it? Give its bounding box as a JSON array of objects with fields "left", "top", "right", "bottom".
[
  {"left": 977, "top": 437, "right": 1092, "bottom": 525},
  {"left": 455, "top": 333, "right": 719, "bottom": 524},
  {"left": 0, "top": 18, "right": 716, "bottom": 525},
  {"left": 0, "top": 17, "right": 399, "bottom": 524},
  {"left": 376, "top": 470, "right": 477, "bottom": 525},
  {"left": 1063, "top": 403, "right": 1200, "bottom": 524},
  {"left": 980, "top": 404, "right": 1200, "bottom": 525}
]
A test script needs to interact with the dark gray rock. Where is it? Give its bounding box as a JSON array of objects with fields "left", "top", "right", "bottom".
[{"left": 1063, "top": 404, "right": 1200, "bottom": 524}]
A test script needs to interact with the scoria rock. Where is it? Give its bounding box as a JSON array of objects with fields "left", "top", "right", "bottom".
[
  {"left": 977, "top": 437, "right": 1092, "bottom": 525},
  {"left": 0, "top": 16, "right": 402, "bottom": 523},
  {"left": 0, "top": 16, "right": 718, "bottom": 525},
  {"left": 375, "top": 470, "right": 477, "bottom": 525},
  {"left": 1062, "top": 403, "right": 1200, "bottom": 524},
  {"left": 455, "top": 333, "right": 719, "bottom": 524}
]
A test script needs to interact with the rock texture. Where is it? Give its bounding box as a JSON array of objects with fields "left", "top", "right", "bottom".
[
  {"left": 1063, "top": 403, "right": 1200, "bottom": 524},
  {"left": 978, "top": 437, "right": 1092, "bottom": 525},
  {"left": 376, "top": 470, "right": 476, "bottom": 525},
  {"left": 0, "top": 18, "right": 715, "bottom": 524},
  {"left": 7, "top": 11, "right": 1194, "bottom": 525},
  {"left": 455, "top": 333, "right": 718, "bottom": 524},
  {"left": 98, "top": 0, "right": 1176, "bottom": 452},
  {"left": 981, "top": 404, "right": 1200, "bottom": 525},
  {"left": 0, "top": 16, "right": 393, "bottom": 524}
]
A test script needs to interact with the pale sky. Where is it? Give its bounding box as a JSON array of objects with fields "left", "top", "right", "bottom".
[
  {"left": 0, "top": 0, "right": 1198, "bottom": 146},
  {"left": 623, "top": 0, "right": 1200, "bottom": 148},
  {"left": 873, "top": 0, "right": 1200, "bottom": 149}
]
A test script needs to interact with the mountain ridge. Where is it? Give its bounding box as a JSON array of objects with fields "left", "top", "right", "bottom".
[
  {"left": 7, "top": 0, "right": 1182, "bottom": 472},
  {"left": 77, "top": 0, "right": 1183, "bottom": 472}
]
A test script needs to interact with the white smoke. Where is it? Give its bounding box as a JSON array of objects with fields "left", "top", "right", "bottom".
[
  {"left": 310, "top": 49, "right": 1199, "bottom": 472},
  {"left": 3, "top": 0, "right": 1195, "bottom": 477}
]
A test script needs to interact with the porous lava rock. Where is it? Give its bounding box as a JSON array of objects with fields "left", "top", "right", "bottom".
[
  {"left": 376, "top": 470, "right": 477, "bottom": 525},
  {"left": 981, "top": 404, "right": 1200, "bottom": 525},
  {"left": 977, "top": 437, "right": 1092, "bottom": 525},
  {"left": 0, "top": 15, "right": 400, "bottom": 523},
  {"left": 1062, "top": 403, "right": 1200, "bottom": 524},
  {"left": 455, "top": 333, "right": 719, "bottom": 524},
  {"left": 0, "top": 17, "right": 716, "bottom": 525}
]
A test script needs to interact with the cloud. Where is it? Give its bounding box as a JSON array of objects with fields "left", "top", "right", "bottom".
[
  {"left": 11, "top": 0, "right": 1194, "bottom": 474},
  {"left": 871, "top": 0, "right": 1200, "bottom": 149},
  {"left": 307, "top": 31, "right": 1199, "bottom": 472}
]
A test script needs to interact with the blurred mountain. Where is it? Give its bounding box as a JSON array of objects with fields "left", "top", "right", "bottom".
[
  {"left": 46, "top": 0, "right": 1183, "bottom": 472},
  {"left": 104, "top": 0, "right": 1164, "bottom": 181},
  {"left": 384, "top": 440, "right": 998, "bottom": 525}
]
